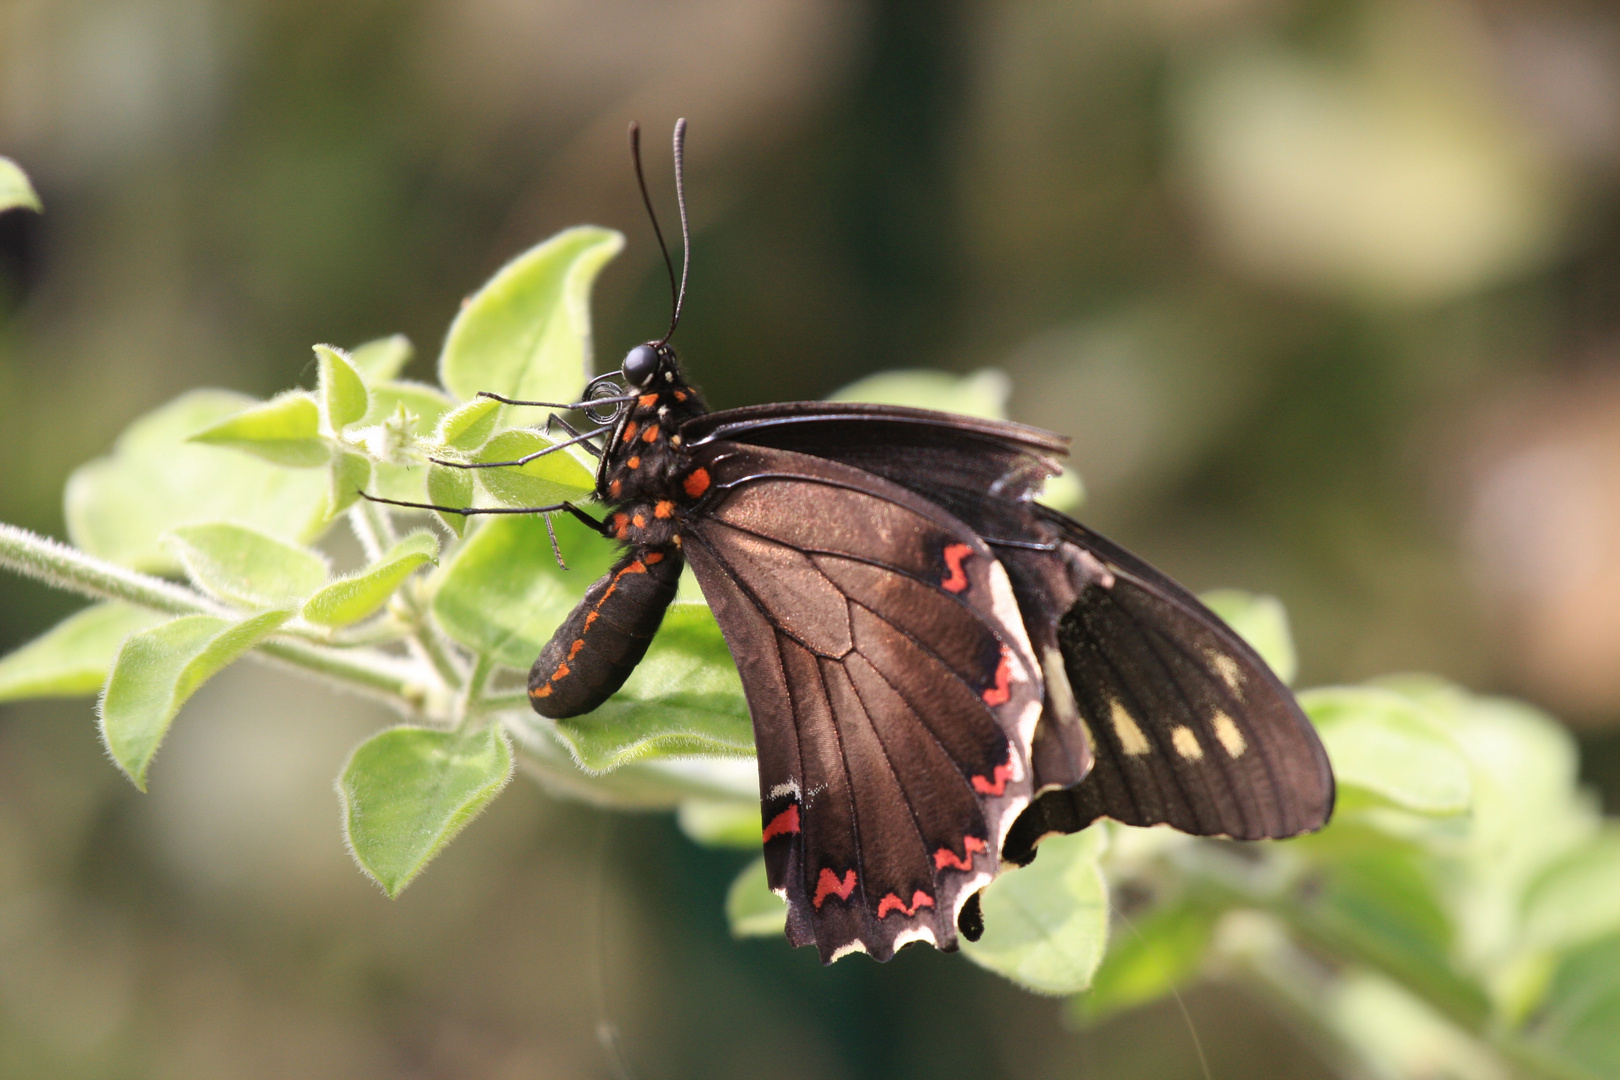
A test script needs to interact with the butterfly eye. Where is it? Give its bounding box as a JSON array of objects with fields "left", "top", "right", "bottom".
[{"left": 622, "top": 344, "right": 661, "bottom": 388}]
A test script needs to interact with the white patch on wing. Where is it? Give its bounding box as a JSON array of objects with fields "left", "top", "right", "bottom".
[
  {"left": 890, "top": 925, "right": 939, "bottom": 953},
  {"left": 1110, "top": 699, "right": 1151, "bottom": 755},
  {"left": 1212, "top": 712, "right": 1247, "bottom": 758},
  {"left": 768, "top": 780, "right": 801, "bottom": 801},
  {"left": 1208, "top": 649, "right": 1245, "bottom": 695},
  {"left": 1171, "top": 725, "right": 1204, "bottom": 761},
  {"left": 829, "top": 939, "right": 870, "bottom": 962},
  {"left": 1041, "top": 645, "right": 1079, "bottom": 726}
]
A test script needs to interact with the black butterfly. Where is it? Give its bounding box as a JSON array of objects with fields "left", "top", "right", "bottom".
[{"left": 370, "top": 120, "right": 1334, "bottom": 963}]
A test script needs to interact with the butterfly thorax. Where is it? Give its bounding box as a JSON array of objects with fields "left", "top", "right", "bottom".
[{"left": 597, "top": 358, "right": 710, "bottom": 548}]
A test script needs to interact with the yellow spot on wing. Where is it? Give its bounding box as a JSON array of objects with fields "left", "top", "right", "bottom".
[
  {"left": 1212, "top": 712, "right": 1247, "bottom": 758},
  {"left": 1110, "top": 700, "right": 1150, "bottom": 756},
  {"left": 1208, "top": 650, "right": 1244, "bottom": 694},
  {"left": 1171, "top": 725, "right": 1203, "bottom": 760}
]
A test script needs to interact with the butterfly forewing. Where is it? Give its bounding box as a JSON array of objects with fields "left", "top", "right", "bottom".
[{"left": 680, "top": 443, "right": 1043, "bottom": 961}]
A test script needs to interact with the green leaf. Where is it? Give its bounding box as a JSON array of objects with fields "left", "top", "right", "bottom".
[
  {"left": 433, "top": 395, "right": 501, "bottom": 451},
  {"left": 432, "top": 512, "right": 616, "bottom": 669},
  {"left": 164, "top": 523, "right": 329, "bottom": 608},
  {"left": 314, "top": 344, "right": 370, "bottom": 433},
  {"left": 1072, "top": 898, "right": 1217, "bottom": 1024},
  {"left": 327, "top": 449, "right": 372, "bottom": 518},
  {"left": 426, "top": 465, "right": 474, "bottom": 537},
  {"left": 349, "top": 334, "right": 414, "bottom": 383},
  {"left": 438, "top": 226, "right": 623, "bottom": 404},
  {"left": 1302, "top": 687, "right": 1470, "bottom": 814},
  {"left": 962, "top": 828, "right": 1110, "bottom": 995},
  {"left": 473, "top": 430, "right": 596, "bottom": 508},
  {"left": 68, "top": 390, "right": 331, "bottom": 573},
  {"left": 1200, "top": 589, "right": 1298, "bottom": 684},
  {"left": 303, "top": 531, "right": 438, "bottom": 628},
  {"left": 1523, "top": 831, "right": 1620, "bottom": 954},
  {"left": 678, "top": 798, "right": 762, "bottom": 850},
  {"left": 553, "top": 604, "right": 753, "bottom": 772},
  {"left": 0, "top": 603, "right": 167, "bottom": 701},
  {"left": 0, "top": 157, "right": 43, "bottom": 213},
  {"left": 1526, "top": 932, "right": 1620, "bottom": 1079},
  {"left": 188, "top": 390, "right": 328, "bottom": 467},
  {"left": 830, "top": 368, "right": 1012, "bottom": 419},
  {"left": 99, "top": 609, "right": 292, "bottom": 790},
  {"left": 727, "top": 856, "right": 788, "bottom": 938},
  {"left": 362, "top": 380, "right": 452, "bottom": 429},
  {"left": 338, "top": 723, "right": 513, "bottom": 897}
]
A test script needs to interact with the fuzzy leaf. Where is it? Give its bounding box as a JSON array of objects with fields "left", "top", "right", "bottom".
[
  {"left": 1303, "top": 687, "right": 1471, "bottom": 814},
  {"left": 473, "top": 430, "right": 596, "bottom": 508},
  {"left": 433, "top": 396, "right": 501, "bottom": 451},
  {"left": 962, "top": 828, "right": 1110, "bottom": 995},
  {"left": 726, "top": 856, "right": 788, "bottom": 938},
  {"left": 164, "top": 523, "right": 329, "bottom": 608},
  {"left": 187, "top": 390, "right": 328, "bottom": 467},
  {"left": 0, "top": 603, "right": 167, "bottom": 701},
  {"left": 328, "top": 449, "right": 372, "bottom": 518},
  {"left": 552, "top": 604, "right": 753, "bottom": 772},
  {"left": 439, "top": 226, "right": 623, "bottom": 405},
  {"left": 303, "top": 532, "right": 438, "bottom": 627},
  {"left": 426, "top": 465, "right": 474, "bottom": 537},
  {"left": 0, "top": 157, "right": 42, "bottom": 213},
  {"left": 432, "top": 512, "right": 615, "bottom": 669},
  {"left": 99, "top": 609, "right": 292, "bottom": 790},
  {"left": 339, "top": 723, "right": 513, "bottom": 897},
  {"left": 314, "top": 344, "right": 370, "bottom": 433},
  {"left": 1071, "top": 898, "right": 1217, "bottom": 1023},
  {"left": 68, "top": 390, "right": 331, "bottom": 573},
  {"left": 349, "top": 334, "right": 414, "bottom": 383}
]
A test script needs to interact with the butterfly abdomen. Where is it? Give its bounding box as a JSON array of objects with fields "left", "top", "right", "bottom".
[{"left": 528, "top": 546, "right": 685, "bottom": 718}]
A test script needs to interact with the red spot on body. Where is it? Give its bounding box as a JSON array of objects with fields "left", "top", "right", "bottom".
[
  {"left": 619, "top": 561, "right": 646, "bottom": 578},
  {"left": 551, "top": 663, "right": 570, "bottom": 681},
  {"left": 982, "top": 646, "right": 1013, "bottom": 706},
  {"left": 608, "top": 479, "right": 622, "bottom": 498},
  {"left": 530, "top": 685, "right": 551, "bottom": 699},
  {"left": 934, "top": 836, "right": 987, "bottom": 872},
  {"left": 876, "top": 890, "right": 936, "bottom": 919},
  {"left": 642, "top": 424, "right": 659, "bottom": 443},
  {"left": 612, "top": 513, "right": 629, "bottom": 540},
  {"left": 674, "top": 390, "right": 687, "bottom": 401},
  {"left": 584, "top": 611, "right": 599, "bottom": 628},
  {"left": 644, "top": 551, "right": 664, "bottom": 564},
  {"left": 638, "top": 393, "right": 659, "bottom": 408},
  {"left": 655, "top": 500, "right": 674, "bottom": 519},
  {"left": 627, "top": 455, "right": 641, "bottom": 470},
  {"left": 941, "top": 543, "right": 973, "bottom": 593},
  {"left": 567, "top": 639, "right": 585, "bottom": 660},
  {"left": 813, "top": 868, "right": 858, "bottom": 908},
  {"left": 623, "top": 421, "right": 639, "bottom": 442},
  {"left": 632, "top": 513, "right": 646, "bottom": 528},
  {"left": 762, "top": 805, "right": 800, "bottom": 842},
  {"left": 684, "top": 468, "right": 711, "bottom": 498},
  {"left": 972, "top": 762, "right": 1013, "bottom": 796}
]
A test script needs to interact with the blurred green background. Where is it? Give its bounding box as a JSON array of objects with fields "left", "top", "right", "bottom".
[{"left": 3, "top": 0, "right": 1620, "bottom": 1076}]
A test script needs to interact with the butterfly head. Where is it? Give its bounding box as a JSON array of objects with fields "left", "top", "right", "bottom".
[{"left": 621, "top": 342, "right": 677, "bottom": 389}]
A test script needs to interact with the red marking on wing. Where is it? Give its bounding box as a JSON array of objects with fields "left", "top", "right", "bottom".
[
  {"left": 941, "top": 543, "right": 973, "bottom": 593},
  {"left": 762, "top": 805, "right": 800, "bottom": 842},
  {"left": 813, "top": 868, "right": 858, "bottom": 908},
  {"left": 638, "top": 393, "right": 659, "bottom": 408},
  {"left": 623, "top": 421, "right": 639, "bottom": 442},
  {"left": 972, "top": 761, "right": 1013, "bottom": 796},
  {"left": 876, "top": 890, "right": 936, "bottom": 919},
  {"left": 981, "top": 646, "right": 1013, "bottom": 706},
  {"left": 683, "top": 468, "right": 711, "bottom": 498},
  {"left": 642, "top": 424, "right": 659, "bottom": 444},
  {"left": 933, "top": 836, "right": 987, "bottom": 872}
]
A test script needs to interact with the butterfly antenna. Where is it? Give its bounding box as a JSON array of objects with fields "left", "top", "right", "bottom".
[
  {"left": 661, "top": 117, "right": 690, "bottom": 347},
  {"left": 629, "top": 120, "right": 681, "bottom": 347}
]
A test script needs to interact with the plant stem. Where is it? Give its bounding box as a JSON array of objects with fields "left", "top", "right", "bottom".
[
  {"left": 0, "top": 522, "right": 225, "bottom": 616},
  {"left": 0, "top": 521, "right": 431, "bottom": 715}
]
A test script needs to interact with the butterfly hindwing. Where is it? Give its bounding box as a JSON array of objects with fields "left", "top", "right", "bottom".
[{"left": 679, "top": 443, "right": 1044, "bottom": 961}]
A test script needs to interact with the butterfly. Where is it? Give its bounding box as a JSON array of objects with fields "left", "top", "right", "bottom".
[{"left": 369, "top": 120, "right": 1334, "bottom": 963}]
